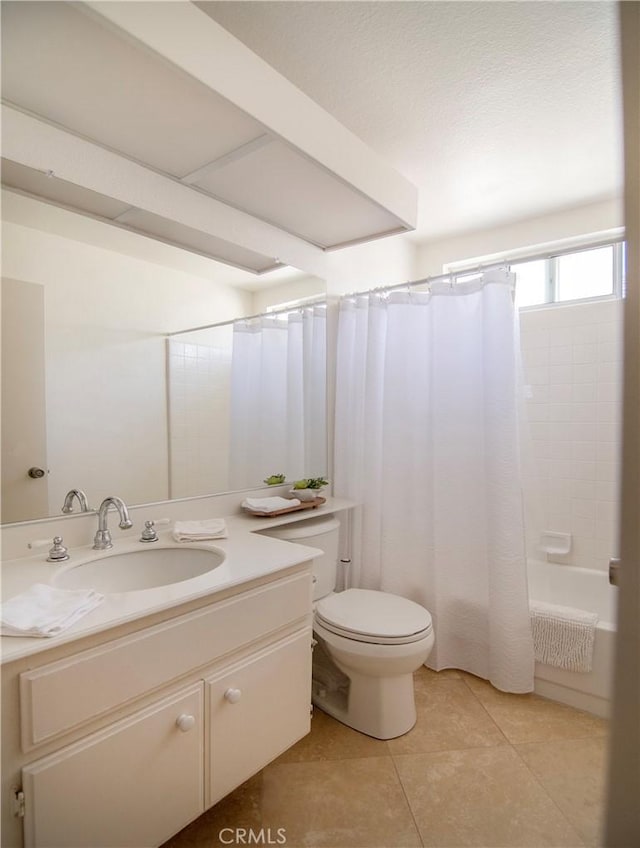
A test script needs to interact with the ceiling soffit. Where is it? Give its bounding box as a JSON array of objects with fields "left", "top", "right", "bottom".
[{"left": 0, "top": 1, "right": 418, "bottom": 275}]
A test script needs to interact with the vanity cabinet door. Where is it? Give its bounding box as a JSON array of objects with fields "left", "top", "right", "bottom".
[
  {"left": 207, "top": 629, "right": 312, "bottom": 806},
  {"left": 21, "top": 684, "right": 204, "bottom": 848}
]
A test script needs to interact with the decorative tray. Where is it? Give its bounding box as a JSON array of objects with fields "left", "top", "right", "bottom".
[{"left": 244, "top": 496, "right": 326, "bottom": 517}]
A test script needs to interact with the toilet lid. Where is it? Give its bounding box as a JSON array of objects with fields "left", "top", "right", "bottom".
[{"left": 315, "top": 589, "right": 432, "bottom": 644}]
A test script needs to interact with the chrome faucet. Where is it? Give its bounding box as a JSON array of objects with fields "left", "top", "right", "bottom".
[
  {"left": 93, "top": 497, "right": 133, "bottom": 550},
  {"left": 62, "top": 488, "right": 91, "bottom": 514}
]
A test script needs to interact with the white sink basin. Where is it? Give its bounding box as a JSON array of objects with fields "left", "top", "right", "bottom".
[{"left": 53, "top": 546, "right": 225, "bottom": 593}]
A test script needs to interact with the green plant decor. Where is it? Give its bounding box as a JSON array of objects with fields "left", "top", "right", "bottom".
[{"left": 292, "top": 477, "right": 329, "bottom": 490}]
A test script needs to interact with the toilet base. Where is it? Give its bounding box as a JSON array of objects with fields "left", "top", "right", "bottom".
[
  {"left": 311, "top": 633, "right": 432, "bottom": 740},
  {"left": 312, "top": 670, "right": 418, "bottom": 740}
]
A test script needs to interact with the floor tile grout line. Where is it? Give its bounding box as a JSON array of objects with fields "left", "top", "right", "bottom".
[
  {"left": 453, "top": 673, "right": 513, "bottom": 746},
  {"left": 456, "top": 672, "right": 609, "bottom": 746},
  {"left": 277, "top": 748, "right": 392, "bottom": 765},
  {"left": 388, "top": 750, "right": 425, "bottom": 848},
  {"left": 508, "top": 741, "right": 592, "bottom": 848},
  {"left": 388, "top": 740, "right": 509, "bottom": 760}
]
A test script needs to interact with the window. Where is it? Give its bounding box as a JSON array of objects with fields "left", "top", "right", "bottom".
[
  {"left": 511, "top": 259, "right": 547, "bottom": 308},
  {"left": 510, "top": 242, "right": 624, "bottom": 309}
]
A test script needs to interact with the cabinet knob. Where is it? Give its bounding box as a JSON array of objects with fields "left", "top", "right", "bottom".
[
  {"left": 224, "top": 687, "right": 242, "bottom": 704},
  {"left": 175, "top": 713, "right": 196, "bottom": 732}
]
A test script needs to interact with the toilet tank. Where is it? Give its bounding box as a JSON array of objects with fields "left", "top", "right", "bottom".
[{"left": 258, "top": 515, "right": 340, "bottom": 601}]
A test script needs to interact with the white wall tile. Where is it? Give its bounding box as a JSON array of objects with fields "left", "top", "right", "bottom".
[
  {"left": 572, "top": 363, "right": 596, "bottom": 383},
  {"left": 597, "top": 402, "right": 618, "bottom": 423},
  {"left": 597, "top": 381, "right": 621, "bottom": 403},
  {"left": 596, "top": 441, "right": 619, "bottom": 463},
  {"left": 548, "top": 345, "right": 572, "bottom": 365},
  {"left": 596, "top": 461, "right": 618, "bottom": 483},
  {"left": 570, "top": 422, "right": 599, "bottom": 441},
  {"left": 519, "top": 299, "right": 622, "bottom": 575},
  {"left": 570, "top": 479, "right": 597, "bottom": 499},
  {"left": 572, "top": 343, "right": 598, "bottom": 364},
  {"left": 597, "top": 321, "right": 619, "bottom": 343},
  {"left": 527, "top": 403, "right": 549, "bottom": 423},
  {"left": 597, "top": 362, "right": 618, "bottom": 382},
  {"left": 524, "top": 347, "right": 550, "bottom": 367},
  {"left": 572, "top": 382, "right": 598, "bottom": 403},
  {"left": 527, "top": 365, "right": 549, "bottom": 385},
  {"left": 572, "top": 460, "right": 597, "bottom": 480},
  {"left": 520, "top": 327, "right": 550, "bottom": 349},
  {"left": 595, "top": 480, "right": 618, "bottom": 501},
  {"left": 548, "top": 364, "right": 572, "bottom": 384},
  {"left": 571, "top": 498, "right": 596, "bottom": 520},
  {"left": 571, "top": 323, "right": 600, "bottom": 345},
  {"left": 572, "top": 441, "right": 597, "bottom": 461},
  {"left": 597, "top": 341, "right": 621, "bottom": 362},
  {"left": 547, "top": 383, "right": 568, "bottom": 403},
  {"left": 597, "top": 422, "right": 621, "bottom": 442}
]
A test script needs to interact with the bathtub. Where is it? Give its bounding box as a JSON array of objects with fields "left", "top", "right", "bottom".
[{"left": 527, "top": 558, "right": 617, "bottom": 718}]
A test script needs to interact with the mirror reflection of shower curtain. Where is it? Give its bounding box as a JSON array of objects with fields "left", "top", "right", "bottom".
[
  {"left": 334, "top": 272, "right": 534, "bottom": 693},
  {"left": 229, "top": 306, "right": 326, "bottom": 489}
]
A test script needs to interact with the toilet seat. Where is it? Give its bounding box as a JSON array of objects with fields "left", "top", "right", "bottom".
[{"left": 315, "top": 589, "right": 432, "bottom": 646}]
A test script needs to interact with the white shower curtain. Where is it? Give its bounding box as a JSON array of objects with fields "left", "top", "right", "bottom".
[
  {"left": 334, "top": 271, "right": 534, "bottom": 692},
  {"left": 229, "top": 306, "right": 326, "bottom": 489}
]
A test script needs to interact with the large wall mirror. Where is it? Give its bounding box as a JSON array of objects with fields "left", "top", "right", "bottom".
[{"left": 1, "top": 192, "right": 326, "bottom": 524}]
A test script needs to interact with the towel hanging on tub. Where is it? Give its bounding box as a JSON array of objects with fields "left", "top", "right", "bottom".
[{"left": 530, "top": 600, "right": 599, "bottom": 673}]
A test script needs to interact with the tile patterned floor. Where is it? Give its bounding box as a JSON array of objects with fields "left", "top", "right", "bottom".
[{"left": 162, "top": 669, "right": 609, "bottom": 848}]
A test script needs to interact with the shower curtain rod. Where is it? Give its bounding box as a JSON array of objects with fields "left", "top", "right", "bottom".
[
  {"left": 341, "top": 261, "right": 510, "bottom": 300},
  {"left": 168, "top": 261, "right": 508, "bottom": 337},
  {"left": 166, "top": 297, "right": 326, "bottom": 337}
]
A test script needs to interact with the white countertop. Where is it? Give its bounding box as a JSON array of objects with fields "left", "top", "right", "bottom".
[{"left": 1, "top": 497, "right": 355, "bottom": 665}]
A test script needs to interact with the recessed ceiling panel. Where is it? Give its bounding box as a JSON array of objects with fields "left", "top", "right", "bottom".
[
  {"left": 1, "top": 1, "right": 266, "bottom": 179},
  {"left": 1, "top": 159, "right": 133, "bottom": 220},
  {"left": 195, "top": 139, "right": 406, "bottom": 248},
  {"left": 1, "top": 1, "right": 418, "bottom": 271},
  {"left": 116, "top": 208, "right": 280, "bottom": 273}
]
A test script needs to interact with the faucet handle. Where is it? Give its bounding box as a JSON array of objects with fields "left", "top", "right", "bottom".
[
  {"left": 27, "top": 537, "right": 69, "bottom": 563},
  {"left": 139, "top": 518, "right": 170, "bottom": 543},
  {"left": 44, "top": 537, "right": 70, "bottom": 562}
]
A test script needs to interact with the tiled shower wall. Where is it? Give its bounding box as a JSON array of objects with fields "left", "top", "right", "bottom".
[
  {"left": 167, "top": 330, "right": 233, "bottom": 498},
  {"left": 519, "top": 299, "right": 623, "bottom": 572}
]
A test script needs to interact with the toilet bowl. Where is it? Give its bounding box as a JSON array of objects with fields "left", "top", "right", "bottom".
[{"left": 259, "top": 515, "right": 435, "bottom": 740}]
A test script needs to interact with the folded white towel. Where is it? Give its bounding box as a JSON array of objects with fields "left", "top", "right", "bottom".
[
  {"left": 241, "top": 496, "right": 301, "bottom": 514},
  {"left": 172, "top": 518, "right": 228, "bottom": 542},
  {"left": 1, "top": 583, "right": 105, "bottom": 638}
]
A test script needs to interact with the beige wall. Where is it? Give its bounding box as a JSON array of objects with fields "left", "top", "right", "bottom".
[
  {"left": 325, "top": 234, "right": 417, "bottom": 296},
  {"left": 251, "top": 274, "right": 325, "bottom": 313},
  {"left": 414, "top": 198, "right": 623, "bottom": 276}
]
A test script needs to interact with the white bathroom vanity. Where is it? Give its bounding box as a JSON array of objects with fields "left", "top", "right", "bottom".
[{"left": 0, "top": 501, "right": 352, "bottom": 848}]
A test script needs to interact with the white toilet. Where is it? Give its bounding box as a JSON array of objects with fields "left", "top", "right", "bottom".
[{"left": 260, "top": 515, "right": 434, "bottom": 739}]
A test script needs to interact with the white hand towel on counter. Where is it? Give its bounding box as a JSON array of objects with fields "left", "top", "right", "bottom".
[
  {"left": 1, "top": 583, "right": 105, "bottom": 638},
  {"left": 241, "top": 496, "right": 301, "bottom": 514},
  {"left": 172, "top": 518, "right": 228, "bottom": 542}
]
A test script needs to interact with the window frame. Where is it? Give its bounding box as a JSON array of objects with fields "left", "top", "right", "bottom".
[
  {"left": 511, "top": 240, "right": 625, "bottom": 310},
  {"left": 445, "top": 235, "right": 626, "bottom": 310}
]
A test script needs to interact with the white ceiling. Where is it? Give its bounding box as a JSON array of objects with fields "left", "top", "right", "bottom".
[
  {"left": 200, "top": 0, "right": 623, "bottom": 240},
  {"left": 0, "top": 0, "right": 623, "bottom": 287},
  {"left": 1, "top": 0, "right": 415, "bottom": 281}
]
